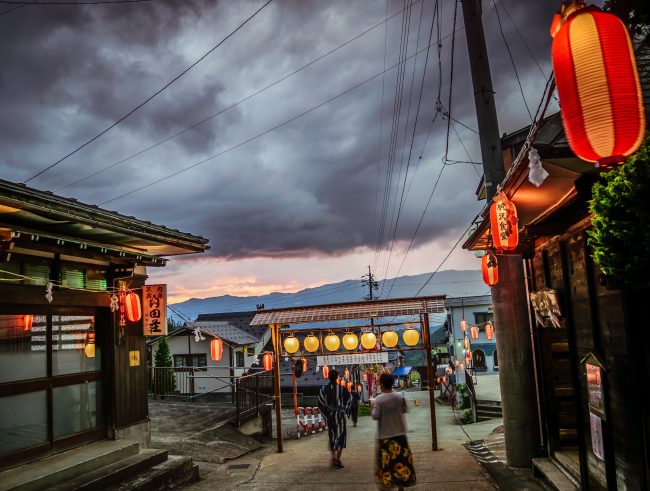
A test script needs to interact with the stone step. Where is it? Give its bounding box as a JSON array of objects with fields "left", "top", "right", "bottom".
[
  {"left": 0, "top": 440, "right": 140, "bottom": 491},
  {"left": 532, "top": 457, "right": 579, "bottom": 491},
  {"left": 103, "top": 455, "right": 199, "bottom": 491},
  {"left": 48, "top": 449, "right": 169, "bottom": 491}
]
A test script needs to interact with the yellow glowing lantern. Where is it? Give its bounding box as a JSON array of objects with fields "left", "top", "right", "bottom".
[
  {"left": 324, "top": 333, "right": 340, "bottom": 352},
  {"left": 283, "top": 334, "right": 300, "bottom": 354},
  {"left": 360, "top": 331, "right": 377, "bottom": 350},
  {"left": 382, "top": 330, "right": 398, "bottom": 348},
  {"left": 304, "top": 334, "right": 319, "bottom": 353},
  {"left": 402, "top": 325, "right": 419, "bottom": 346},
  {"left": 342, "top": 332, "right": 359, "bottom": 350},
  {"left": 84, "top": 323, "right": 96, "bottom": 358}
]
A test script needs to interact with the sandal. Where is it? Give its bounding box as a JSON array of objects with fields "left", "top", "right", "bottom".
[{"left": 334, "top": 459, "right": 344, "bottom": 468}]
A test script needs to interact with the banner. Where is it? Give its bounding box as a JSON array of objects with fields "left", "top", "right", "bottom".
[
  {"left": 142, "top": 284, "right": 167, "bottom": 336},
  {"left": 317, "top": 352, "right": 388, "bottom": 366}
]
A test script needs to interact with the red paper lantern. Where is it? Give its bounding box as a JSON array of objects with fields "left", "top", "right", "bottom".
[
  {"left": 23, "top": 315, "right": 33, "bottom": 332},
  {"left": 490, "top": 193, "right": 518, "bottom": 252},
  {"left": 210, "top": 337, "right": 223, "bottom": 361},
  {"left": 322, "top": 364, "right": 329, "bottom": 379},
  {"left": 460, "top": 320, "right": 467, "bottom": 333},
  {"left": 470, "top": 326, "right": 479, "bottom": 340},
  {"left": 263, "top": 352, "right": 273, "bottom": 371},
  {"left": 301, "top": 357, "right": 308, "bottom": 373},
  {"left": 347, "top": 381, "right": 353, "bottom": 391},
  {"left": 485, "top": 323, "right": 494, "bottom": 340},
  {"left": 125, "top": 292, "right": 142, "bottom": 322},
  {"left": 551, "top": 6, "right": 645, "bottom": 169},
  {"left": 482, "top": 253, "right": 499, "bottom": 286},
  {"left": 464, "top": 337, "right": 470, "bottom": 349}
]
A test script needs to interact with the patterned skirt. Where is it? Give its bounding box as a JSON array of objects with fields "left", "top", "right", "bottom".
[
  {"left": 327, "top": 410, "right": 347, "bottom": 451},
  {"left": 375, "top": 434, "right": 416, "bottom": 489}
]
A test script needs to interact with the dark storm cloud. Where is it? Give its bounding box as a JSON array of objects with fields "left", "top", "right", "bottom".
[{"left": 1, "top": 0, "right": 563, "bottom": 259}]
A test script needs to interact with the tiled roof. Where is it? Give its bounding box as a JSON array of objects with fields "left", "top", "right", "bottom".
[{"left": 191, "top": 321, "right": 259, "bottom": 346}]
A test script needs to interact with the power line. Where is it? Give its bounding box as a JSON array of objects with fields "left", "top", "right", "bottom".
[
  {"left": 1, "top": 0, "right": 154, "bottom": 3},
  {"left": 93, "top": 13, "right": 463, "bottom": 206},
  {"left": 0, "top": 0, "right": 38, "bottom": 17},
  {"left": 23, "top": 0, "right": 273, "bottom": 184},
  {"left": 56, "top": 1, "right": 420, "bottom": 193}
]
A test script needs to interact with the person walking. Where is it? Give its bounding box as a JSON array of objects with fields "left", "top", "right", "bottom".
[
  {"left": 350, "top": 386, "right": 361, "bottom": 427},
  {"left": 372, "top": 372, "right": 416, "bottom": 489},
  {"left": 318, "top": 369, "right": 352, "bottom": 468}
]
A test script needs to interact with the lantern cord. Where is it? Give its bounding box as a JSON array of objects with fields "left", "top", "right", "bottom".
[{"left": 22, "top": 0, "right": 274, "bottom": 184}]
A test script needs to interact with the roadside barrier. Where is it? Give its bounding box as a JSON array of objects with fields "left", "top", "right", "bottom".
[{"left": 296, "top": 406, "right": 327, "bottom": 438}]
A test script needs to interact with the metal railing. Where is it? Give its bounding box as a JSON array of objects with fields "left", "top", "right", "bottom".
[
  {"left": 235, "top": 371, "right": 274, "bottom": 426},
  {"left": 147, "top": 366, "right": 236, "bottom": 400}
]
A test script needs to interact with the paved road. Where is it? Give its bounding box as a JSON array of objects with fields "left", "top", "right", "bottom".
[{"left": 182, "top": 390, "right": 501, "bottom": 490}]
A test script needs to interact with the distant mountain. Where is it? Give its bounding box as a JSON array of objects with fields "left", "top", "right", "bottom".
[{"left": 169, "top": 269, "right": 487, "bottom": 322}]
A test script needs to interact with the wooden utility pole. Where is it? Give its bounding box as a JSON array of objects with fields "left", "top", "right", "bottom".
[
  {"left": 271, "top": 323, "right": 283, "bottom": 453},
  {"left": 461, "top": 0, "right": 540, "bottom": 467},
  {"left": 422, "top": 312, "right": 438, "bottom": 451}
]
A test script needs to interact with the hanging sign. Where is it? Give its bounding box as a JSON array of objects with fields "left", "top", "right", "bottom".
[
  {"left": 143, "top": 284, "right": 167, "bottom": 336},
  {"left": 317, "top": 352, "right": 388, "bottom": 366},
  {"left": 586, "top": 362, "right": 605, "bottom": 419}
]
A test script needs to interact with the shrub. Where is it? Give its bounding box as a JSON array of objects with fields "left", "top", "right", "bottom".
[{"left": 459, "top": 409, "right": 474, "bottom": 425}]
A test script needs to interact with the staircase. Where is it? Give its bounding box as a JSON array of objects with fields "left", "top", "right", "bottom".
[
  {"left": 475, "top": 400, "right": 503, "bottom": 422},
  {"left": 0, "top": 440, "right": 199, "bottom": 491}
]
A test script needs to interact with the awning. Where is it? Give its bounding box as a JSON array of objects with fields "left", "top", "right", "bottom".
[{"left": 393, "top": 366, "right": 412, "bottom": 377}]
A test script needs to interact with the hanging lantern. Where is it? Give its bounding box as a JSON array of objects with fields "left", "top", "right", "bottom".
[
  {"left": 357, "top": 384, "right": 362, "bottom": 393},
  {"left": 322, "top": 364, "right": 329, "bottom": 379},
  {"left": 347, "top": 381, "right": 353, "bottom": 391},
  {"left": 301, "top": 357, "right": 308, "bottom": 373},
  {"left": 324, "top": 333, "right": 340, "bottom": 352},
  {"left": 210, "top": 337, "right": 224, "bottom": 361},
  {"left": 304, "top": 334, "right": 319, "bottom": 353},
  {"left": 443, "top": 376, "right": 448, "bottom": 383},
  {"left": 360, "top": 331, "right": 377, "bottom": 350},
  {"left": 466, "top": 350, "right": 473, "bottom": 361},
  {"left": 464, "top": 337, "right": 470, "bottom": 349},
  {"left": 23, "top": 315, "right": 33, "bottom": 332},
  {"left": 551, "top": 5, "right": 645, "bottom": 169},
  {"left": 482, "top": 252, "right": 499, "bottom": 286},
  {"left": 402, "top": 324, "right": 420, "bottom": 346},
  {"left": 84, "top": 323, "right": 96, "bottom": 358},
  {"left": 490, "top": 192, "right": 518, "bottom": 252},
  {"left": 263, "top": 352, "right": 273, "bottom": 371},
  {"left": 283, "top": 334, "right": 300, "bottom": 354},
  {"left": 125, "top": 292, "right": 142, "bottom": 322},
  {"left": 382, "top": 330, "right": 399, "bottom": 348},
  {"left": 461, "top": 319, "right": 467, "bottom": 333},
  {"left": 471, "top": 325, "right": 479, "bottom": 339},
  {"left": 485, "top": 323, "right": 494, "bottom": 340},
  {"left": 436, "top": 377, "right": 441, "bottom": 383},
  {"left": 342, "top": 332, "right": 359, "bottom": 351}
]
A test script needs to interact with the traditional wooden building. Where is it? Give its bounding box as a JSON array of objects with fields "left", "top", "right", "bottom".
[
  {"left": 464, "top": 113, "right": 649, "bottom": 489},
  {"left": 0, "top": 179, "right": 208, "bottom": 469}
]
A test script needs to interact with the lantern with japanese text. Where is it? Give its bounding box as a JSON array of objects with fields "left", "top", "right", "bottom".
[
  {"left": 210, "top": 337, "right": 223, "bottom": 361},
  {"left": 304, "top": 334, "right": 319, "bottom": 353},
  {"left": 125, "top": 292, "right": 142, "bottom": 322},
  {"left": 402, "top": 324, "right": 420, "bottom": 346},
  {"left": 324, "top": 333, "right": 340, "bottom": 352},
  {"left": 360, "top": 331, "right": 377, "bottom": 350},
  {"left": 490, "top": 193, "right": 518, "bottom": 252},
  {"left": 263, "top": 352, "right": 273, "bottom": 371},
  {"left": 551, "top": 5, "right": 645, "bottom": 169},
  {"left": 23, "top": 315, "right": 33, "bottom": 332},
  {"left": 283, "top": 334, "right": 300, "bottom": 354},
  {"left": 342, "top": 332, "right": 359, "bottom": 351},
  {"left": 482, "top": 252, "right": 499, "bottom": 286},
  {"left": 485, "top": 323, "right": 494, "bottom": 340},
  {"left": 471, "top": 325, "right": 479, "bottom": 339},
  {"left": 322, "top": 364, "right": 329, "bottom": 379},
  {"left": 382, "top": 330, "right": 398, "bottom": 348}
]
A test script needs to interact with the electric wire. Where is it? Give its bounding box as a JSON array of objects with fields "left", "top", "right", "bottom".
[{"left": 23, "top": 0, "right": 273, "bottom": 184}]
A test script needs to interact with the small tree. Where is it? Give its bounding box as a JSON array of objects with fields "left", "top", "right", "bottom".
[{"left": 153, "top": 337, "right": 176, "bottom": 396}]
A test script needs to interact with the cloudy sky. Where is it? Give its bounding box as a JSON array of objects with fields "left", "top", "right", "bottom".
[{"left": 1, "top": 0, "right": 563, "bottom": 302}]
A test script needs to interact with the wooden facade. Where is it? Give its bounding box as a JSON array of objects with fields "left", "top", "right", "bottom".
[{"left": 0, "top": 179, "right": 208, "bottom": 470}]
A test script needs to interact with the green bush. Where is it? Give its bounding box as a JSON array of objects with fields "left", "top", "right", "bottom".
[
  {"left": 588, "top": 136, "right": 650, "bottom": 288},
  {"left": 357, "top": 404, "right": 371, "bottom": 417}
]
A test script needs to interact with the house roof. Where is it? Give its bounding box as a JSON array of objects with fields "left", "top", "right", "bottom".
[
  {"left": 0, "top": 178, "right": 209, "bottom": 262},
  {"left": 195, "top": 311, "right": 266, "bottom": 340},
  {"left": 190, "top": 321, "right": 261, "bottom": 346}
]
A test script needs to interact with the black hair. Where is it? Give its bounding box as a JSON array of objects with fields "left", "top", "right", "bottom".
[
  {"left": 328, "top": 369, "right": 339, "bottom": 383},
  {"left": 379, "top": 372, "right": 394, "bottom": 390}
]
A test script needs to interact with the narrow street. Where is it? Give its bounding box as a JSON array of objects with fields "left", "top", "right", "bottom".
[{"left": 181, "top": 391, "right": 502, "bottom": 490}]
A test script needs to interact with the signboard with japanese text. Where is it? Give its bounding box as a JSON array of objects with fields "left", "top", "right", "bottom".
[
  {"left": 143, "top": 284, "right": 167, "bottom": 336},
  {"left": 317, "top": 352, "right": 388, "bottom": 366}
]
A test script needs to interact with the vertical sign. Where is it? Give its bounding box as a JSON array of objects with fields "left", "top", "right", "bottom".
[
  {"left": 590, "top": 412, "right": 605, "bottom": 461},
  {"left": 586, "top": 363, "right": 605, "bottom": 418},
  {"left": 143, "top": 284, "right": 167, "bottom": 336}
]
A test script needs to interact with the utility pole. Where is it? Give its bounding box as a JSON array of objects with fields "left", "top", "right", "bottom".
[
  {"left": 362, "top": 265, "right": 379, "bottom": 301},
  {"left": 461, "top": 0, "right": 540, "bottom": 468}
]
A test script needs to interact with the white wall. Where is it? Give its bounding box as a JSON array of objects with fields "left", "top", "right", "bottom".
[{"left": 447, "top": 300, "right": 498, "bottom": 375}]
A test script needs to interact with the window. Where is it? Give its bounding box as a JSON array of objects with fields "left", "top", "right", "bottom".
[
  {"left": 493, "top": 349, "right": 498, "bottom": 369},
  {"left": 173, "top": 354, "right": 207, "bottom": 369},
  {"left": 472, "top": 349, "right": 487, "bottom": 370},
  {"left": 235, "top": 351, "right": 245, "bottom": 368},
  {"left": 473, "top": 312, "right": 491, "bottom": 329}
]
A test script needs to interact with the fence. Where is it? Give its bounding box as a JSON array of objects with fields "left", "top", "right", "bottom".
[
  {"left": 235, "top": 371, "right": 274, "bottom": 426},
  {"left": 147, "top": 366, "right": 236, "bottom": 400}
]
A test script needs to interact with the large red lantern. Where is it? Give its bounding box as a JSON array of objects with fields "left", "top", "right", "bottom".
[
  {"left": 125, "top": 292, "right": 142, "bottom": 322},
  {"left": 482, "top": 252, "right": 499, "bottom": 286},
  {"left": 485, "top": 323, "right": 494, "bottom": 340},
  {"left": 263, "top": 352, "right": 273, "bottom": 371},
  {"left": 551, "top": 5, "right": 645, "bottom": 168},
  {"left": 210, "top": 337, "right": 223, "bottom": 361},
  {"left": 23, "top": 315, "right": 33, "bottom": 332},
  {"left": 470, "top": 325, "right": 479, "bottom": 339},
  {"left": 490, "top": 193, "right": 518, "bottom": 252}
]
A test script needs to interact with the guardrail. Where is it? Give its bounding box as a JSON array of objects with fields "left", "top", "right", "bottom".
[
  {"left": 147, "top": 366, "right": 236, "bottom": 400},
  {"left": 235, "top": 371, "right": 274, "bottom": 426}
]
